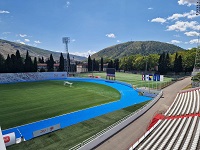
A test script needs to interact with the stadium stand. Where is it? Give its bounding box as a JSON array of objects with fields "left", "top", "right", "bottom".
[
  {"left": 0, "top": 72, "right": 67, "bottom": 83},
  {"left": 129, "top": 88, "right": 200, "bottom": 150}
]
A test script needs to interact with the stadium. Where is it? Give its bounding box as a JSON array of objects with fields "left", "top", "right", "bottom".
[
  {"left": 0, "top": 71, "right": 198, "bottom": 150},
  {"left": 0, "top": 1, "right": 200, "bottom": 150}
]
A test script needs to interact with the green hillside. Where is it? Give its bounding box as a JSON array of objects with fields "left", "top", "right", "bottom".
[
  {"left": 0, "top": 39, "right": 86, "bottom": 61},
  {"left": 92, "top": 41, "right": 185, "bottom": 59}
]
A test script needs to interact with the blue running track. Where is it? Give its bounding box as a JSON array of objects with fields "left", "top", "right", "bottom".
[{"left": 2, "top": 78, "right": 150, "bottom": 140}]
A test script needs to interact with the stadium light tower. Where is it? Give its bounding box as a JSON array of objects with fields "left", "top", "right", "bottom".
[
  {"left": 192, "top": 0, "right": 200, "bottom": 75},
  {"left": 62, "top": 37, "right": 70, "bottom": 75}
]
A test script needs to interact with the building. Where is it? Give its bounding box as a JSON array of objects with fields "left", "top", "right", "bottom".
[
  {"left": 37, "top": 63, "right": 60, "bottom": 72},
  {"left": 76, "top": 63, "right": 88, "bottom": 73}
]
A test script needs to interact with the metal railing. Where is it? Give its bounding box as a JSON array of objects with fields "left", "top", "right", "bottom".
[{"left": 69, "top": 91, "right": 163, "bottom": 150}]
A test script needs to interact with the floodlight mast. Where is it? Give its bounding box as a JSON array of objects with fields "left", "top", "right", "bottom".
[
  {"left": 193, "top": 0, "right": 200, "bottom": 75},
  {"left": 62, "top": 37, "right": 70, "bottom": 75}
]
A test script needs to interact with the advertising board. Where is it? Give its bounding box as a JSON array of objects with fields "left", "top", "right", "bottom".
[
  {"left": 3, "top": 132, "right": 16, "bottom": 147},
  {"left": 0, "top": 127, "right": 6, "bottom": 150},
  {"left": 33, "top": 124, "right": 60, "bottom": 138}
]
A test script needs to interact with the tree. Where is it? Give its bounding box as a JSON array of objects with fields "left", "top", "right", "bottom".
[
  {"left": 177, "top": 55, "right": 183, "bottom": 72},
  {"left": 100, "top": 57, "right": 103, "bottom": 71},
  {"left": 92, "top": 58, "right": 95, "bottom": 71},
  {"left": 5, "top": 54, "right": 12, "bottom": 73},
  {"left": 58, "top": 53, "right": 64, "bottom": 71},
  {"left": 182, "top": 48, "right": 196, "bottom": 72},
  {"left": 24, "top": 51, "right": 33, "bottom": 72},
  {"left": 0, "top": 53, "right": 5, "bottom": 73},
  {"left": 47, "top": 54, "right": 54, "bottom": 72},
  {"left": 114, "top": 58, "right": 119, "bottom": 71},
  {"left": 119, "top": 57, "right": 127, "bottom": 71},
  {"left": 40, "top": 68, "right": 45, "bottom": 72},
  {"left": 158, "top": 52, "right": 167, "bottom": 74},
  {"left": 33, "top": 57, "right": 38, "bottom": 72},
  {"left": 174, "top": 52, "right": 178, "bottom": 73},
  {"left": 166, "top": 53, "right": 171, "bottom": 72},
  {"left": 147, "top": 54, "right": 159, "bottom": 71},
  {"left": 16, "top": 50, "right": 24, "bottom": 72},
  {"left": 88, "top": 55, "right": 92, "bottom": 71},
  {"left": 10, "top": 54, "right": 17, "bottom": 73},
  {"left": 134, "top": 56, "right": 146, "bottom": 71},
  {"left": 67, "top": 53, "right": 70, "bottom": 72},
  {"left": 108, "top": 60, "right": 114, "bottom": 68}
]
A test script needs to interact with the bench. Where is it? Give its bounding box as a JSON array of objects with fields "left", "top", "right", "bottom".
[{"left": 64, "top": 81, "right": 73, "bottom": 87}]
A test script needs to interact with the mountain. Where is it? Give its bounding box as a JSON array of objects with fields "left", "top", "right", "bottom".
[
  {"left": 0, "top": 39, "right": 86, "bottom": 61},
  {"left": 92, "top": 41, "right": 185, "bottom": 59}
]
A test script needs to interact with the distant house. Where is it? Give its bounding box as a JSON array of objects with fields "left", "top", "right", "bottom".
[
  {"left": 37, "top": 63, "right": 47, "bottom": 71},
  {"left": 37, "top": 63, "right": 60, "bottom": 72},
  {"left": 64, "top": 58, "right": 76, "bottom": 72},
  {"left": 54, "top": 64, "right": 59, "bottom": 71},
  {"left": 103, "top": 63, "right": 108, "bottom": 71},
  {"left": 77, "top": 63, "right": 88, "bottom": 73}
]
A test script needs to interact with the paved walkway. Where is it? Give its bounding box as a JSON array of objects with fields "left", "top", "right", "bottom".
[{"left": 95, "top": 77, "right": 192, "bottom": 150}]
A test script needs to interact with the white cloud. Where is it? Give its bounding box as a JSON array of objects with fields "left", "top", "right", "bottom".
[
  {"left": 167, "top": 10, "right": 198, "bottom": 20},
  {"left": 117, "top": 40, "right": 121, "bottom": 43},
  {"left": 15, "top": 39, "right": 21, "bottom": 43},
  {"left": 171, "top": 40, "right": 182, "bottom": 44},
  {"left": 166, "top": 21, "right": 199, "bottom": 32},
  {"left": 2, "top": 32, "right": 11, "bottom": 35},
  {"left": 65, "top": 1, "right": 70, "bottom": 8},
  {"left": 167, "top": 14, "right": 183, "bottom": 20},
  {"left": 189, "top": 39, "right": 199, "bottom": 44},
  {"left": 151, "top": 17, "right": 166, "bottom": 24},
  {"left": 174, "top": 34, "right": 180, "bottom": 37},
  {"left": 24, "top": 39, "right": 30, "bottom": 42},
  {"left": 15, "top": 39, "right": 25, "bottom": 45},
  {"left": 106, "top": 33, "right": 116, "bottom": 38},
  {"left": 71, "top": 39, "right": 76, "bottom": 42},
  {"left": 0, "top": 37, "right": 7, "bottom": 39},
  {"left": 71, "top": 50, "right": 96, "bottom": 57},
  {"left": 178, "top": 0, "right": 196, "bottom": 6},
  {"left": 20, "top": 42, "right": 25, "bottom": 45},
  {"left": 0, "top": 10, "right": 10, "bottom": 14},
  {"left": 34, "top": 40, "right": 41, "bottom": 44},
  {"left": 184, "top": 31, "right": 199, "bottom": 36},
  {"left": 19, "top": 34, "right": 27, "bottom": 37},
  {"left": 148, "top": 7, "right": 153, "bottom": 10},
  {"left": 186, "top": 10, "right": 199, "bottom": 19}
]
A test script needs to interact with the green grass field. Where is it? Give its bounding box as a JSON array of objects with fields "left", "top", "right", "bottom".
[
  {"left": 0, "top": 80, "right": 120, "bottom": 129},
  {"left": 3, "top": 72, "right": 172, "bottom": 150},
  {"left": 79, "top": 72, "right": 173, "bottom": 89},
  {"left": 8, "top": 101, "right": 149, "bottom": 150}
]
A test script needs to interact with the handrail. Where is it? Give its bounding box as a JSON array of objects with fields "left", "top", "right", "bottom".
[{"left": 69, "top": 91, "right": 163, "bottom": 150}]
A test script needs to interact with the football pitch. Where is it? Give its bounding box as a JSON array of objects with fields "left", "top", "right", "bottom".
[
  {"left": 0, "top": 80, "right": 120, "bottom": 129},
  {"left": 79, "top": 72, "right": 172, "bottom": 88},
  {"left": 2, "top": 73, "right": 172, "bottom": 150}
]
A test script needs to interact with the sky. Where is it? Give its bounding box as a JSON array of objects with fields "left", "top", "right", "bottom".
[{"left": 0, "top": 0, "right": 200, "bottom": 57}]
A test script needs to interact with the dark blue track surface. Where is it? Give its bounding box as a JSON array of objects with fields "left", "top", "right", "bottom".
[{"left": 2, "top": 78, "right": 150, "bottom": 140}]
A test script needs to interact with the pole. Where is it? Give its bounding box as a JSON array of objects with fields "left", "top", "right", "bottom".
[
  {"left": 92, "top": 59, "right": 93, "bottom": 77},
  {"left": 66, "top": 45, "right": 69, "bottom": 75},
  {"left": 62, "top": 37, "right": 70, "bottom": 76}
]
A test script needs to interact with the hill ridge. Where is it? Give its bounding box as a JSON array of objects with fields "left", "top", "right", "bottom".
[
  {"left": 0, "top": 39, "right": 86, "bottom": 61},
  {"left": 92, "top": 41, "right": 185, "bottom": 59}
]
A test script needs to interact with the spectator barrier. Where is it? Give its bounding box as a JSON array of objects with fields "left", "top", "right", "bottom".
[{"left": 69, "top": 90, "right": 163, "bottom": 150}]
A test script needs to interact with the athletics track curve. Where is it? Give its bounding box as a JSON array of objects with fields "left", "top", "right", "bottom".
[{"left": 2, "top": 78, "right": 150, "bottom": 140}]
